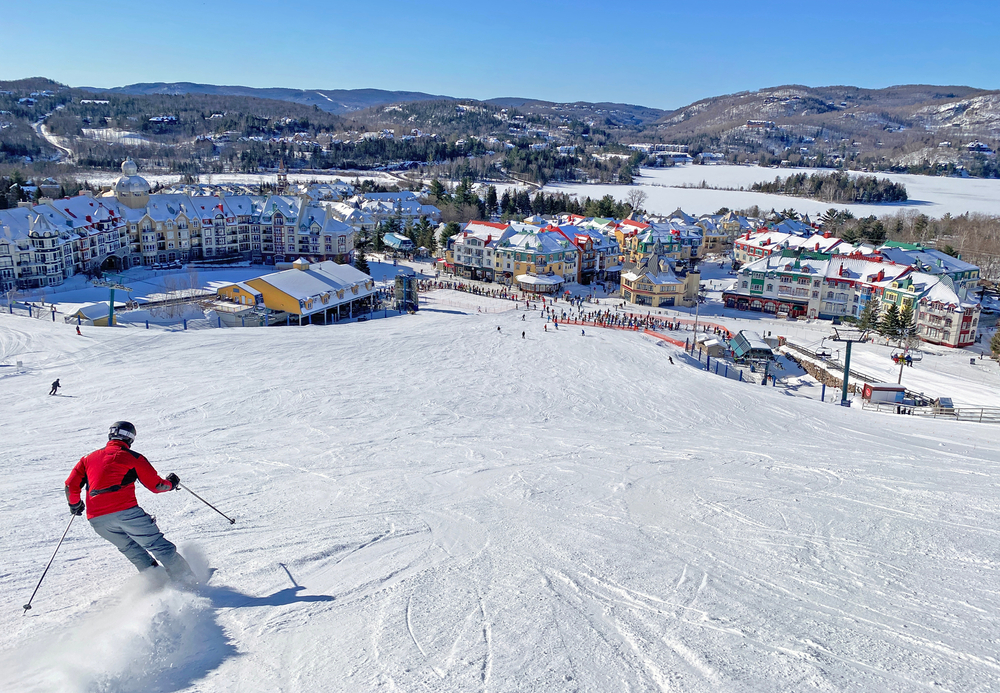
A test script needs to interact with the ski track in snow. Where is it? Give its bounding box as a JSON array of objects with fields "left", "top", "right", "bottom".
[{"left": 1, "top": 298, "right": 1000, "bottom": 692}]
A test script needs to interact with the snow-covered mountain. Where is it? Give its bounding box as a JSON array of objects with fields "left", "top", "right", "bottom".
[{"left": 1, "top": 299, "right": 998, "bottom": 691}]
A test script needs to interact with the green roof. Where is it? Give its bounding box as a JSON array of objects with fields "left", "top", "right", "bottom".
[{"left": 880, "top": 241, "right": 924, "bottom": 250}]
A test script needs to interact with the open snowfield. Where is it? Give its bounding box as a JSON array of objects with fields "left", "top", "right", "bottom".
[
  {"left": 543, "top": 165, "right": 1000, "bottom": 218},
  {"left": 2, "top": 296, "right": 1000, "bottom": 692}
]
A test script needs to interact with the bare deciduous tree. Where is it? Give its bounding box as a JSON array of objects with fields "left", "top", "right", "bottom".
[{"left": 625, "top": 189, "right": 648, "bottom": 214}]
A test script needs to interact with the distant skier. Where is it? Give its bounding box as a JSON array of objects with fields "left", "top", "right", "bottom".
[
  {"left": 581, "top": 329, "right": 585, "bottom": 336},
  {"left": 497, "top": 326, "right": 501, "bottom": 333},
  {"left": 49, "top": 379, "right": 60, "bottom": 396},
  {"left": 64, "top": 421, "right": 196, "bottom": 584},
  {"left": 76, "top": 325, "right": 82, "bottom": 336},
  {"left": 522, "top": 331, "right": 525, "bottom": 339}
]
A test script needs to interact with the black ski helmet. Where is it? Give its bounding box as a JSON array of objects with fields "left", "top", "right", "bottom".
[{"left": 108, "top": 421, "right": 137, "bottom": 445}]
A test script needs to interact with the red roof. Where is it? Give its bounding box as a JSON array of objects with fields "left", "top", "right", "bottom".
[
  {"left": 468, "top": 221, "right": 509, "bottom": 230},
  {"left": 621, "top": 219, "right": 650, "bottom": 229}
]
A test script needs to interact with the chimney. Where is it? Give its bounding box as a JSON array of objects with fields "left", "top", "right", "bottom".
[{"left": 823, "top": 230, "right": 831, "bottom": 238}]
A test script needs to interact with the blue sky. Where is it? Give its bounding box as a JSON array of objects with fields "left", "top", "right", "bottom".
[{"left": 4, "top": 0, "right": 999, "bottom": 109}]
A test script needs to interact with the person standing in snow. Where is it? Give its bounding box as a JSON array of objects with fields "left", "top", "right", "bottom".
[
  {"left": 76, "top": 325, "right": 81, "bottom": 336},
  {"left": 65, "top": 421, "right": 196, "bottom": 583},
  {"left": 49, "top": 379, "right": 60, "bottom": 396}
]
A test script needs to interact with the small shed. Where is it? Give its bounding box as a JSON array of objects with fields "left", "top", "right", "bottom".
[
  {"left": 66, "top": 302, "right": 117, "bottom": 326},
  {"left": 729, "top": 330, "right": 773, "bottom": 361},
  {"left": 697, "top": 337, "right": 726, "bottom": 358},
  {"left": 862, "top": 383, "right": 906, "bottom": 404}
]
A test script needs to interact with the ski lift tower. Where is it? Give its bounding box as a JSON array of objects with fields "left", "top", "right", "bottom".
[
  {"left": 831, "top": 325, "right": 868, "bottom": 407},
  {"left": 93, "top": 272, "right": 132, "bottom": 327},
  {"left": 394, "top": 267, "right": 419, "bottom": 313}
]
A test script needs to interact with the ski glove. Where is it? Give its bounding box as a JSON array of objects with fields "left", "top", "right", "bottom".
[
  {"left": 69, "top": 501, "right": 85, "bottom": 515},
  {"left": 166, "top": 473, "right": 180, "bottom": 490}
]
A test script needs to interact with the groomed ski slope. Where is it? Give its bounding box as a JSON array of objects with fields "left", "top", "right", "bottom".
[{"left": 1, "top": 299, "right": 998, "bottom": 692}]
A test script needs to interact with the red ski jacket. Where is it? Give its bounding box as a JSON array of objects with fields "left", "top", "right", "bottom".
[{"left": 65, "top": 440, "right": 173, "bottom": 519}]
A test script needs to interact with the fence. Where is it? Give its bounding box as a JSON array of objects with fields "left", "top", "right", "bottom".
[
  {"left": 862, "top": 401, "right": 1000, "bottom": 424},
  {"left": 5, "top": 302, "right": 65, "bottom": 322}
]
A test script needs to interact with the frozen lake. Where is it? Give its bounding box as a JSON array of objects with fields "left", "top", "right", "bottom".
[{"left": 543, "top": 165, "right": 1000, "bottom": 218}]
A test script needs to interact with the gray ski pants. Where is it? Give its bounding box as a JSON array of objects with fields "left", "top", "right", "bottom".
[{"left": 89, "top": 506, "right": 193, "bottom": 581}]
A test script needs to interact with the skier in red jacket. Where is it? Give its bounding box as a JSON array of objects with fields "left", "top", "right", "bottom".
[{"left": 65, "top": 421, "right": 196, "bottom": 583}]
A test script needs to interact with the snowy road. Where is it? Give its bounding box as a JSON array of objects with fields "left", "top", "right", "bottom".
[{"left": 1, "top": 301, "right": 998, "bottom": 692}]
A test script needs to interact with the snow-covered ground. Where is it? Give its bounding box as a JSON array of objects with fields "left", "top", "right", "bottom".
[
  {"left": 1, "top": 288, "right": 999, "bottom": 692},
  {"left": 543, "top": 165, "right": 1000, "bottom": 218}
]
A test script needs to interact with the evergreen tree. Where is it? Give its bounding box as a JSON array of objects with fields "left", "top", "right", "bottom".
[
  {"left": 429, "top": 179, "right": 447, "bottom": 200},
  {"left": 485, "top": 185, "right": 498, "bottom": 218},
  {"left": 500, "top": 189, "right": 513, "bottom": 215},
  {"left": 858, "top": 296, "right": 880, "bottom": 332},
  {"left": 879, "top": 303, "right": 901, "bottom": 338},
  {"left": 442, "top": 221, "right": 461, "bottom": 244},
  {"left": 353, "top": 243, "right": 370, "bottom": 275},
  {"left": 991, "top": 331, "right": 1000, "bottom": 360},
  {"left": 898, "top": 304, "right": 916, "bottom": 339}
]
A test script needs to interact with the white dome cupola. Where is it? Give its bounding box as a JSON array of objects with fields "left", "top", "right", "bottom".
[{"left": 114, "top": 157, "right": 150, "bottom": 208}]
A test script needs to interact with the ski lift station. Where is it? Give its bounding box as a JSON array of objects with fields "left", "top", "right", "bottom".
[
  {"left": 384, "top": 232, "right": 415, "bottom": 252},
  {"left": 394, "top": 267, "right": 419, "bottom": 313},
  {"left": 729, "top": 330, "right": 774, "bottom": 362}
]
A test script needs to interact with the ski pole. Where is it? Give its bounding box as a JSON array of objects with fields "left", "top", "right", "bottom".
[
  {"left": 23, "top": 513, "right": 76, "bottom": 615},
  {"left": 178, "top": 484, "right": 236, "bottom": 524}
]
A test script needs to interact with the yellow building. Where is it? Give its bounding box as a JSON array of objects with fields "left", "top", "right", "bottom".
[
  {"left": 221, "top": 259, "right": 375, "bottom": 325},
  {"left": 492, "top": 224, "right": 578, "bottom": 286},
  {"left": 620, "top": 250, "right": 700, "bottom": 308}
]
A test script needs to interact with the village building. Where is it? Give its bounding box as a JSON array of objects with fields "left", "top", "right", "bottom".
[
  {"left": 723, "top": 249, "right": 980, "bottom": 347},
  {"left": 0, "top": 159, "right": 361, "bottom": 290},
  {"left": 492, "top": 223, "right": 579, "bottom": 293},
  {"left": 217, "top": 259, "right": 376, "bottom": 326},
  {"left": 619, "top": 242, "right": 700, "bottom": 307}
]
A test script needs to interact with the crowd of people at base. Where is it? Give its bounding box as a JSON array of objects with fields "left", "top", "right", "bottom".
[
  {"left": 416, "top": 279, "right": 736, "bottom": 339},
  {"left": 544, "top": 304, "right": 733, "bottom": 339},
  {"left": 416, "top": 280, "right": 611, "bottom": 308}
]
